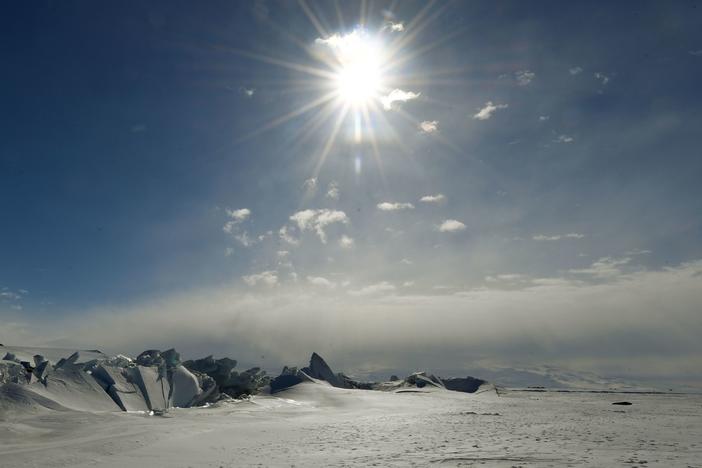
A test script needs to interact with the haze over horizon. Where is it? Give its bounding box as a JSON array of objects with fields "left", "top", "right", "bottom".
[{"left": 2, "top": 1, "right": 702, "bottom": 389}]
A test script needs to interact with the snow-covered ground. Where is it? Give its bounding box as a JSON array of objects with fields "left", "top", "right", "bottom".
[{"left": 1, "top": 382, "right": 700, "bottom": 467}]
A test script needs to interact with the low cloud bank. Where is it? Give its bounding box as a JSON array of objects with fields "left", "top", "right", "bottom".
[{"left": 3, "top": 261, "right": 701, "bottom": 386}]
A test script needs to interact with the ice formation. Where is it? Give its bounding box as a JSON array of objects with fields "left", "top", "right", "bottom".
[
  {"left": 0, "top": 345, "right": 488, "bottom": 414},
  {"left": 272, "top": 352, "right": 488, "bottom": 394}
]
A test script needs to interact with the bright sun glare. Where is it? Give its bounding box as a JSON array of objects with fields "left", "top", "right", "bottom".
[
  {"left": 323, "top": 31, "right": 385, "bottom": 107},
  {"left": 240, "top": 21, "right": 425, "bottom": 176}
]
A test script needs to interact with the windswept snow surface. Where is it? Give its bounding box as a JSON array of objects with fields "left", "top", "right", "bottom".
[{"left": 1, "top": 382, "right": 701, "bottom": 467}]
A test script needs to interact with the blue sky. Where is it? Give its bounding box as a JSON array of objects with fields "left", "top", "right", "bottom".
[{"left": 2, "top": 1, "right": 702, "bottom": 386}]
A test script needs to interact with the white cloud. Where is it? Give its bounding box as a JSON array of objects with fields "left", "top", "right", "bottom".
[
  {"left": 303, "top": 177, "right": 317, "bottom": 192},
  {"left": 515, "top": 70, "right": 535, "bottom": 86},
  {"left": 594, "top": 72, "right": 610, "bottom": 85},
  {"left": 348, "top": 281, "right": 396, "bottom": 296},
  {"left": 240, "top": 87, "right": 255, "bottom": 97},
  {"left": 326, "top": 181, "right": 340, "bottom": 200},
  {"left": 400, "top": 258, "right": 413, "bottom": 265},
  {"left": 419, "top": 120, "right": 439, "bottom": 133},
  {"left": 383, "top": 21, "right": 404, "bottom": 32},
  {"left": 689, "top": 50, "right": 702, "bottom": 56},
  {"left": 528, "top": 277, "right": 579, "bottom": 288},
  {"left": 438, "top": 219, "right": 466, "bottom": 232},
  {"left": 539, "top": 115, "right": 550, "bottom": 122},
  {"left": 381, "top": 89, "right": 420, "bottom": 110},
  {"left": 624, "top": 249, "right": 652, "bottom": 256},
  {"left": 223, "top": 209, "right": 256, "bottom": 247},
  {"left": 419, "top": 194, "right": 445, "bottom": 203},
  {"left": 242, "top": 270, "right": 278, "bottom": 287},
  {"left": 533, "top": 233, "right": 585, "bottom": 241},
  {"left": 227, "top": 208, "right": 251, "bottom": 221},
  {"left": 222, "top": 222, "right": 236, "bottom": 234},
  {"left": 307, "top": 276, "right": 336, "bottom": 288},
  {"left": 315, "top": 31, "right": 363, "bottom": 50},
  {"left": 377, "top": 202, "right": 415, "bottom": 211},
  {"left": 289, "top": 209, "right": 349, "bottom": 243},
  {"left": 0, "top": 290, "right": 21, "bottom": 301},
  {"left": 279, "top": 225, "right": 300, "bottom": 246},
  {"left": 339, "top": 235, "right": 355, "bottom": 249},
  {"left": 234, "top": 232, "right": 256, "bottom": 247},
  {"left": 555, "top": 134, "right": 574, "bottom": 143},
  {"left": 224, "top": 247, "right": 234, "bottom": 257},
  {"left": 569, "top": 257, "right": 631, "bottom": 278},
  {"left": 473, "top": 101, "right": 508, "bottom": 120},
  {"left": 223, "top": 208, "right": 251, "bottom": 234},
  {"left": 495, "top": 274, "right": 527, "bottom": 281},
  {"left": 289, "top": 210, "right": 317, "bottom": 229},
  {"left": 277, "top": 250, "right": 289, "bottom": 258},
  {"left": 569, "top": 66, "right": 583, "bottom": 75}
]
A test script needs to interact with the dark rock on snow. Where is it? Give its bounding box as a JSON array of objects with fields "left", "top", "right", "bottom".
[
  {"left": 442, "top": 376, "right": 487, "bottom": 393},
  {"left": 301, "top": 352, "right": 348, "bottom": 388}
]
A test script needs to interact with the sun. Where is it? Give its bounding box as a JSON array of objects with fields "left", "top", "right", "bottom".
[
  {"left": 315, "top": 30, "right": 386, "bottom": 108},
  {"left": 331, "top": 33, "right": 384, "bottom": 107},
  {"left": 235, "top": 9, "right": 453, "bottom": 177}
]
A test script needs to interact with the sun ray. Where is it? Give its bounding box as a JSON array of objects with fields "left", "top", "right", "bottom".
[
  {"left": 333, "top": 0, "right": 346, "bottom": 32},
  {"left": 388, "top": 64, "right": 473, "bottom": 80},
  {"left": 384, "top": 26, "right": 468, "bottom": 73},
  {"left": 360, "top": 104, "right": 388, "bottom": 188},
  {"left": 365, "top": 98, "right": 414, "bottom": 158},
  {"left": 290, "top": 99, "right": 342, "bottom": 149},
  {"left": 228, "top": 48, "right": 336, "bottom": 81},
  {"left": 388, "top": 76, "right": 473, "bottom": 88},
  {"left": 360, "top": 0, "right": 368, "bottom": 28},
  {"left": 255, "top": 15, "right": 317, "bottom": 54},
  {"left": 312, "top": 103, "right": 349, "bottom": 179},
  {"left": 229, "top": 2, "right": 463, "bottom": 180},
  {"left": 395, "top": 108, "right": 464, "bottom": 155},
  {"left": 385, "top": 0, "right": 442, "bottom": 60},
  {"left": 235, "top": 91, "right": 338, "bottom": 143},
  {"left": 298, "top": 0, "right": 329, "bottom": 40}
]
